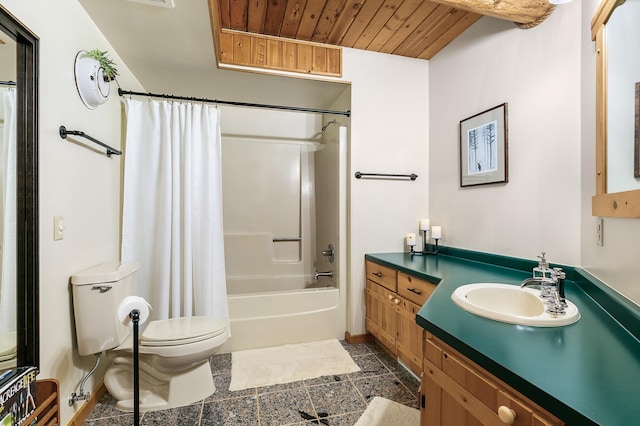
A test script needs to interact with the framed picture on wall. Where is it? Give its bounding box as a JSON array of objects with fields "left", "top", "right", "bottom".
[{"left": 459, "top": 103, "right": 509, "bottom": 187}]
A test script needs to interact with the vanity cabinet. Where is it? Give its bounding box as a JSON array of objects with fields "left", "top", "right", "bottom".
[
  {"left": 421, "top": 334, "right": 563, "bottom": 426},
  {"left": 365, "top": 260, "right": 436, "bottom": 375}
]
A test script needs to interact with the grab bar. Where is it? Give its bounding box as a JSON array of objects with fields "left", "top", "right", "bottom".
[{"left": 273, "top": 237, "right": 302, "bottom": 242}]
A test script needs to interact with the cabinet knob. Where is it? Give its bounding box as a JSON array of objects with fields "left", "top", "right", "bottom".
[
  {"left": 388, "top": 294, "right": 394, "bottom": 300},
  {"left": 394, "top": 298, "right": 400, "bottom": 305},
  {"left": 497, "top": 406, "right": 516, "bottom": 424}
]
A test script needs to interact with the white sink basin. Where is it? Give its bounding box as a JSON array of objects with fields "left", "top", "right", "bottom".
[{"left": 451, "top": 283, "right": 580, "bottom": 327}]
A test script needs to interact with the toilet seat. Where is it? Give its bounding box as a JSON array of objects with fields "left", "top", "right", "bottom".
[{"left": 141, "top": 316, "right": 226, "bottom": 347}]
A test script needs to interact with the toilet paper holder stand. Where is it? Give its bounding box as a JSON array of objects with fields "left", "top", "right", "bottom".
[
  {"left": 130, "top": 309, "right": 141, "bottom": 426},
  {"left": 68, "top": 308, "right": 142, "bottom": 426}
]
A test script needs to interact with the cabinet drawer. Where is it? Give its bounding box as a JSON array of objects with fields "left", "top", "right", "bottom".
[
  {"left": 366, "top": 260, "right": 397, "bottom": 291},
  {"left": 398, "top": 272, "right": 436, "bottom": 305}
]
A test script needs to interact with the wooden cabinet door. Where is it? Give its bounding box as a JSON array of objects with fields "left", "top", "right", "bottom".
[
  {"left": 365, "top": 280, "right": 398, "bottom": 355},
  {"left": 422, "top": 335, "right": 564, "bottom": 426},
  {"left": 396, "top": 297, "right": 424, "bottom": 376}
]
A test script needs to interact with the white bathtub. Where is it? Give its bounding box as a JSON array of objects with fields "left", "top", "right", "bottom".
[{"left": 220, "top": 275, "right": 345, "bottom": 352}]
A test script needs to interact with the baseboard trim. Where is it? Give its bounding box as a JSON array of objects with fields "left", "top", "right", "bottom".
[
  {"left": 67, "top": 381, "right": 107, "bottom": 426},
  {"left": 345, "top": 331, "right": 373, "bottom": 344}
]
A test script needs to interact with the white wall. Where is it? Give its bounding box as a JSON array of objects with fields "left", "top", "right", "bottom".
[
  {"left": 0, "top": 36, "right": 15, "bottom": 80},
  {"left": 1, "top": 0, "right": 144, "bottom": 423},
  {"left": 429, "top": 4, "right": 583, "bottom": 267},
  {"left": 341, "top": 49, "right": 430, "bottom": 335}
]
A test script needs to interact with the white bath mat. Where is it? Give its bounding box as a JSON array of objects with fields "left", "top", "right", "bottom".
[
  {"left": 354, "top": 397, "right": 420, "bottom": 426},
  {"left": 228, "top": 339, "right": 360, "bottom": 391}
]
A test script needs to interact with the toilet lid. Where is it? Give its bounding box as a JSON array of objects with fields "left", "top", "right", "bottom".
[
  {"left": 0, "top": 332, "right": 17, "bottom": 359},
  {"left": 140, "top": 316, "right": 226, "bottom": 347}
]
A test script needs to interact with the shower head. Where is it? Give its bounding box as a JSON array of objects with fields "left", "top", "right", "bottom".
[{"left": 310, "top": 119, "right": 339, "bottom": 139}]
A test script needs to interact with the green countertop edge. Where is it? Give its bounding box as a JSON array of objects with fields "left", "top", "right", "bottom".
[
  {"left": 572, "top": 267, "right": 640, "bottom": 339},
  {"left": 365, "top": 248, "right": 640, "bottom": 425},
  {"left": 438, "top": 247, "right": 640, "bottom": 337},
  {"left": 367, "top": 246, "right": 639, "bottom": 340}
]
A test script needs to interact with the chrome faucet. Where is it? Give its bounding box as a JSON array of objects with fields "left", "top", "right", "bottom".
[
  {"left": 520, "top": 276, "right": 552, "bottom": 291},
  {"left": 314, "top": 270, "right": 333, "bottom": 280},
  {"left": 521, "top": 253, "right": 567, "bottom": 314}
]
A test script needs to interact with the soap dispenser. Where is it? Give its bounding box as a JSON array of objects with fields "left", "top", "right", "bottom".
[
  {"left": 534, "top": 252, "right": 553, "bottom": 298},
  {"left": 533, "top": 252, "right": 551, "bottom": 279}
]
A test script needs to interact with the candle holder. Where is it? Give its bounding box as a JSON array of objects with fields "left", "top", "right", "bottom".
[
  {"left": 410, "top": 230, "right": 439, "bottom": 256},
  {"left": 431, "top": 238, "right": 440, "bottom": 255}
]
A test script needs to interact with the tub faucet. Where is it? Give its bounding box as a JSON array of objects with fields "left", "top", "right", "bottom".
[{"left": 314, "top": 270, "right": 333, "bottom": 280}]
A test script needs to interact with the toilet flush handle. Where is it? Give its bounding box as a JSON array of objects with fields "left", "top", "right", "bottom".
[{"left": 91, "top": 285, "right": 112, "bottom": 293}]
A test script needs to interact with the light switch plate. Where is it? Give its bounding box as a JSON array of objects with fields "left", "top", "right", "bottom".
[{"left": 54, "top": 216, "right": 64, "bottom": 241}]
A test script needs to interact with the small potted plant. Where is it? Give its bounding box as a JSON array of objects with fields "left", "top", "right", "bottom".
[
  {"left": 75, "top": 49, "right": 119, "bottom": 109},
  {"left": 82, "top": 49, "right": 119, "bottom": 82}
]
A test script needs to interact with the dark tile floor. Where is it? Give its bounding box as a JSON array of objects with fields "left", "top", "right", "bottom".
[{"left": 82, "top": 340, "right": 420, "bottom": 425}]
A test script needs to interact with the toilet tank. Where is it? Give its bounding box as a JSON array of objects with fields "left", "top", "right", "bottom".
[{"left": 71, "top": 262, "right": 139, "bottom": 356}]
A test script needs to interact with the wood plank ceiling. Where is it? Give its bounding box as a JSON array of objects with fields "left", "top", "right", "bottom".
[
  {"left": 214, "top": 0, "right": 556, "bottom": 61},
  {"left": 215, "top": 0, "right": 485, "bottom": 60}
]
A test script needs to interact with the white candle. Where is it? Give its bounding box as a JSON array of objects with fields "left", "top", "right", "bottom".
[
  {"left": 406, "top": 233, "right": 416, "bottom": 246},
  {"left": 419, "top": 218, "right": 430, "bottom": 231},
  {"left": 431, "top": 226, "right": 442, "bottom": 239}
]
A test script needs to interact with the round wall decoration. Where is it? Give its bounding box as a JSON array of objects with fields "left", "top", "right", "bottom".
[{"left": 74, "top": 50, "right": 111, "bottom": 109}]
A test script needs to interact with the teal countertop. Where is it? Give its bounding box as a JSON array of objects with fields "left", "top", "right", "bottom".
[{"left": 365, "top": 250, "right": 640, "bottom": 426}]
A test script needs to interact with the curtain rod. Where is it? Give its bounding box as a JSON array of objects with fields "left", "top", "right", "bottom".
[{"left": 118, "top": 88, "right": 351, "bottom": 117}]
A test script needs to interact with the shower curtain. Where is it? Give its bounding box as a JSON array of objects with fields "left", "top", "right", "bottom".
[
  {"left": 0, "top": 88, "right": 16, "bottom": 333},
  {"left": 122, "top": 98, "right": 228, "bottom": 328}
]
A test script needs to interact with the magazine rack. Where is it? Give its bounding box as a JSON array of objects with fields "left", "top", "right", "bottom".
[{"left": 24, "top": 379, "right": 60, "bottom": 426}]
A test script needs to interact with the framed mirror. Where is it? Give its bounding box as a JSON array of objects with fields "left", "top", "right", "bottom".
[
  {"left": 0, "top": 5, "right": 39, "bottom": 370},
  {"left": 592, "top": 0, "right": 640, "bottom": 217}
]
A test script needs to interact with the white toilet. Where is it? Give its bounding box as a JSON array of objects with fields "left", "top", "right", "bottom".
[{"left": 71, "top": 262, "right": 228, "bottom": 412}]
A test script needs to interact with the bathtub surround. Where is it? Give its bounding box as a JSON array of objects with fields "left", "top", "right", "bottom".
[
  {"left": 121, "top": 98, "right": 228, "bottom": 324},
  {"left": 228, "top": 339, "right": 360, "bottom": 391},
  {"left": 220, "top": 108, "right": 347, "bottom": 352}
]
